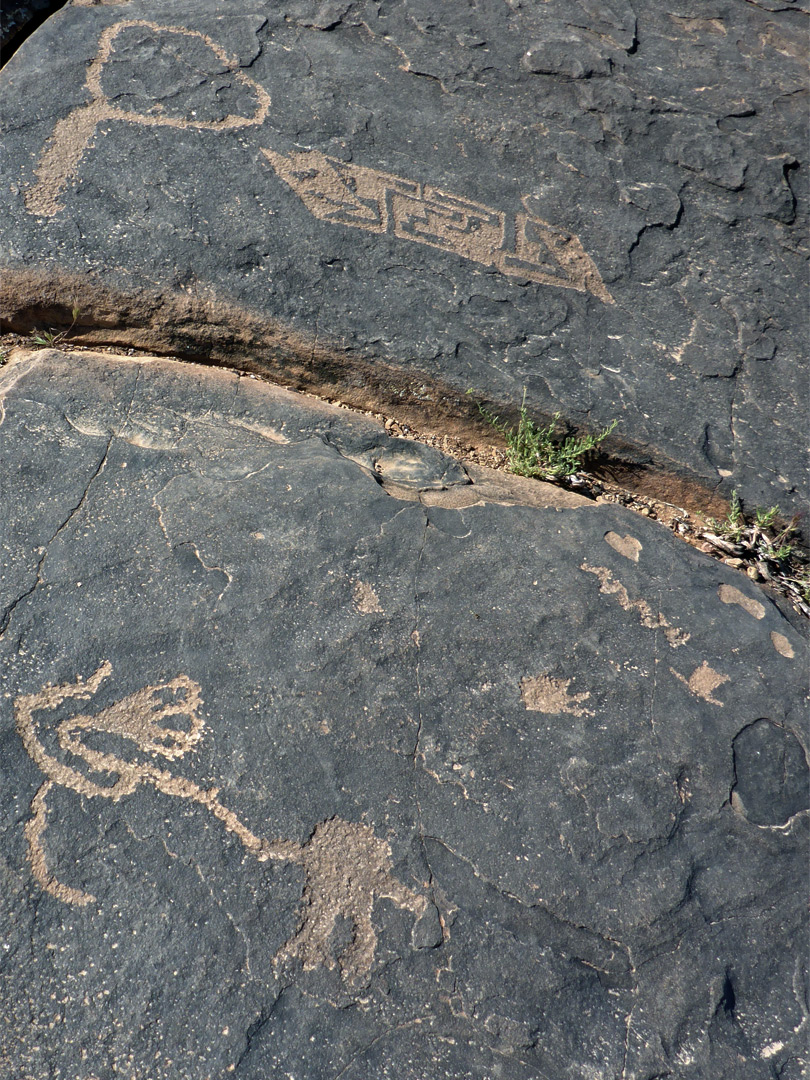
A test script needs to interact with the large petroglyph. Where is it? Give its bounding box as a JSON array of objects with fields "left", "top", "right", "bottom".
[
  {"left": 15, "top": 661, "right": 427, "bottom": 984},
  {"left": 24, "top": 19, "right": 610, "bottom": 301}
]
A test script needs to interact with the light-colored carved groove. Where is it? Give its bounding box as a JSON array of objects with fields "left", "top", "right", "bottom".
[
  {"left": 581, "top": 563, "right": 690, "bottom": 647},
  {"left": 25, "top": 20, "right": 271, "bottom": 216},
  {"left": 15, "top": 663, "right": 426, "bottom": 983}
]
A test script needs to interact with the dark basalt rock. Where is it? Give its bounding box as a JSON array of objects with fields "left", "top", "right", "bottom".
[
  {"left": 1, "top": 349, "right": 807, "bottom": 1080},
  {"left": 0, "top": 0, "right": 807, "bottom": 518}
]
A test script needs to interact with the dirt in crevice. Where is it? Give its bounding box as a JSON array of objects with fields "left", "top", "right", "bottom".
[
  {"left": 0, "top": 268, "right": 730, "bottom": 512},
  {"left": 1, "top": 269, "right": 807, "bottom": 625}
]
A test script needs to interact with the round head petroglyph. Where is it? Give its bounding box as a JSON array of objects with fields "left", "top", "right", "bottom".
[{"left": 24, "top": 20, "right": 270, "bottom": 216}]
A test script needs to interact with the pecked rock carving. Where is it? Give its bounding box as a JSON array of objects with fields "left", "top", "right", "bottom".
[
  {"left": 670, "top": 660, "right": 730, "bottom": 707},
  {"left": 520, "top": 673, "right": 594, "bottom": 717},
  {"left": 24, "top": 19, "right": 611, "bottom": 300},
  {"left": 24, "top": 20, "right": 272, "bottom": 217},
  {"left": 14, "top": 663, "right": 427, "bottom": 983},
  {"left": 580, "top": 562, "right": 690, "bottom": 647},
  {"left": 262, "top": 149, "right": 613, "bottom": 301}
]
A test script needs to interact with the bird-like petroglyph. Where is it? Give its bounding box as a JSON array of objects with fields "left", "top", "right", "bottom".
[
  {"left": 15, "top": 663, "right": 427, "bottom": 983},
  {"left": 24, "top": 20, "right": 612, "bottom": 301}
]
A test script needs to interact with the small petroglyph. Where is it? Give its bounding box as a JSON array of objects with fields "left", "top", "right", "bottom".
[
  {"left": 761, "top": 1041, "right": 785, "bottom": 1060},
  {"left": 353, "top": 580, "right": 383, "bottom": 614},
  {"left": 15, "top": 666, "right": 426, "bottom": 983},
  {"left": 581, "top": 563, "right": 690, "bottom": 647},
  {"left": 520, "top": 674, "right": 594, "bottom": 717},
  {"left": 718, "top": 583, "right": 765, "bottom": 620},
  {"left": 770, "top": 631, "right": 795, "bottom": 659},
  {"left": 604, "top": 531, "right": 642, "bottom": 562},
  {"left": 670, "top": 661, "right": 730, "bottom": 706}
]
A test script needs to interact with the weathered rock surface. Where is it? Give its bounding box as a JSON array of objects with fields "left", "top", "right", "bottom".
[
  {"left": 1, "top": 349, "right": 807, "bottom": 1080},
  {"left": 1, "top": 0, "right": 808, "bottom": 516}
]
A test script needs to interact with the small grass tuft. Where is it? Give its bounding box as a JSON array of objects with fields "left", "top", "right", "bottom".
[
  {"left": 30, "top": 305, "right": 82, "bottom": 349},
  {"left": 472, "top": 388, "right": 617, "bottom": 481}
]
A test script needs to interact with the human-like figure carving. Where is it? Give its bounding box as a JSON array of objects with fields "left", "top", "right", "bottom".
[{"left": 15, "top": 663, "right": 427, "bottom": 983}]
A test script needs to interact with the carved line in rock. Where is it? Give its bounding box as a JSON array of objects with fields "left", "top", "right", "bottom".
[
  {"left": 14, "top": 663, "right": 427, "bottom": 984},
  {"left": 580, "top": 563, "right": 690, "bottom": 647},
  {"left": 24, "top": 20, "right": 272, "bottom": 217},
  {"left": 23, "top": 20, "right": 613, "bottom": 302}
]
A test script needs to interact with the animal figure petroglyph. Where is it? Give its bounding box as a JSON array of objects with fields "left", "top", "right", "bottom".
[
  {"left": 14, "top": 663, "right": 427, "bottom": 983},
  {"left": 23, "top": 20, "right": 612, "bottom": 301}
]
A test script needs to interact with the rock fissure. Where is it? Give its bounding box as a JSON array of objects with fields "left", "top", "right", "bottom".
[
  {"left": 0, "top": 428, "right": 114, "bottom": 638},
  {"left": 2, "top": 4, "right": 807, "bottom": 1073}
]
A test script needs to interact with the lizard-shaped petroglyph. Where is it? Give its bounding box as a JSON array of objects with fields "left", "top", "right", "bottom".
[
  {"left": 14, "top": 663, "right": 426, "bottom": 983},
  {"left": 24, "top": 21, "right": 612, "bottom": 301},
  {"left": 580, "top": 563, "right": 690, "bottom": 647}
]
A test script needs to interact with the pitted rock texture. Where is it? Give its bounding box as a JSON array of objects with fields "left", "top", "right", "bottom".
[
  {"left": 0, "top": 0, "right": 807, "bottom": 518},
  {"left": 1, "top": 349, "right": 807, "bottom": 1080}
]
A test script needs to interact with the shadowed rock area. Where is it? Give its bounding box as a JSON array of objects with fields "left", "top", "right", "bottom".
[
  {"left": 0, "top": 0, "right": 808, "bottom": 516},
  {"left": 1, "top": 348, "right": 807, "bottom": 1080}
]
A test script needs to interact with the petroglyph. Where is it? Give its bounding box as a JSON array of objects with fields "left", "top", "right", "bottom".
[
  {"left": 15, "top": 664, "right": 426, "bottom": 983},
  {"left": 353, "top": 580, "right": 383, "bottom": 614},
  {"left": 24, "top": 19, "right": 611, "bottom": 301},
  {"left": 770, "top": 631, "right": 795, "bottom": 659},
  {"left": 670, "top": 661, "right": 730, "bottom": 706},
  {"left": 581, "top": 563, "right": 690, "bottom": 647},
  {"left": 263, "top": 149, "right": 613, "bottom": 301},
  {"left": 520, "top": 673, "right": 594, "bottom": 717},
  {"left": 25, "top": 21, "right": 271, "bottom": 216},
  {"left": 604, "top": 531, "right": 642, "bottom": 562},
  {"left": 718, "top": 583, "right": 765, "bottom": 620},
  {"left": 277, "top": 817, "right": 427, "bottom": 982}
]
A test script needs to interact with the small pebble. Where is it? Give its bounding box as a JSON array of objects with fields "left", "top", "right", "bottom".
[{"left": 746, "top": 565, "right": 760, "bottom": 581}]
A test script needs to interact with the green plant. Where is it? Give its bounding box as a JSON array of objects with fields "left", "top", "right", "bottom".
[
  {"left": 708, "top": 491, "right": 800, "bottom": 558},
  {"left": 710, "top": 489, "right": 746, "bottom": 542},
  {"left": 31, "top": 305, "right": 81, "bottom": 348},
  {"left": 473, "top": 388, "right": 617, "bottom": 480},
  {"left": 754, "top": 506, "right": 780, "bottom": 531},
  {"left": 705, "top": 490, "right": 809, "bottom": 616}
]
